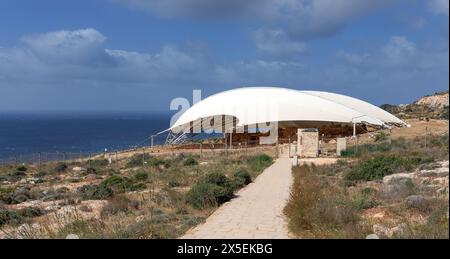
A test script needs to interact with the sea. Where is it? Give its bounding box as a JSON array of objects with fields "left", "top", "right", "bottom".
[{"left": 0, "top": 111, "right": 172, "bottom": 161}]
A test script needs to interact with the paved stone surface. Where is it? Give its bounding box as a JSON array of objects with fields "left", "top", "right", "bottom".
[{"left": 182, "top": 149, "right": 293, "bottom": 239}]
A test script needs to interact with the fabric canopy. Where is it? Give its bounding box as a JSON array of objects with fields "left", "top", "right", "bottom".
[{"left": 169, "top": 87, "right": 406, "bottom": 133}]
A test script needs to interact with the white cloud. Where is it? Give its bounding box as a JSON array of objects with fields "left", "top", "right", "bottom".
[
  {"left": 20, "top": 28, "right": 111, "bottom": 66},
  {"left": 114, "top": 0, "right": 391, "bottom": 62},
  {"left": 381, "top": 36, "right": 417, "bottom": 66},
  {"left": 0, "top": 28, "right": 218, "bottom": 87},
  {"left": 253, "top": 29, "right": 306, "bottom": 60},
  {"left": 115, "top": 0, "right": 390, "bottom": 40},
  {"left": 429, "top": 0, "right": 449, "bottom": 16},
  {"left": 113, "top": 0, "right": 275, "bottom": 19},
  {"left": 1, "top": 28, "right": 448, "bottom": 109}
]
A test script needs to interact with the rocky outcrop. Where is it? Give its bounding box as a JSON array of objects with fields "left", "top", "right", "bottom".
[
  {"left": 416, "top": 92, "right": 449, "bottom": 108},
  {"left": 380, "top": 91, "right": 449, "bottom": 120}
]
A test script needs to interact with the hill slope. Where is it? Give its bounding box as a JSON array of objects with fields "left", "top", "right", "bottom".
[{"left": 380, "top": 91, "right": 449, "bottom": 120}]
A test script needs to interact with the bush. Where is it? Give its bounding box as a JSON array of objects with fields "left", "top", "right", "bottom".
[
  {"left": 247, "top": 154, "right": 273, "bottom": 172},
  {"left": 232, "top": 169, "right": 252, "bottom": 188},
  {"left": 77, "top": 184, "right": 114, "bottom": 200},
  {"left": 100, "top": 175, "right": 145, "bottom": 193},
  {"left": 187, "top": 172, "right": 235, "bottom": 209},
  {"left": 133, "top": 171, "right": 149, "bottom": 181},
  {"left": 89, "top": 159, "right": 109, "bottom": 167},
  {"left": 52, "top": 163, "right": 68, "bottom": 173},
  {"left": 343, "top": 154, "right": 433, "bottom": 185},
  {"left": 374, "top": 131, "right": 389, "bottom": 142},
  {"left": 0, "top": 207, "right": 46, "bottom": 227},
  {"left": 126, "top": 154, "right": 171, "bottom": 168},
  {"left": 187, "top": 182, "right": 233, "bottom": 209},
  {"left": 183, "top": 156, "right": 198, "bottom": 166},
  {"left": 340, "top": 143, "right": 392, "bottom": 157},
  {"left": 0, "top": 187, "right": 14, "bottom": 204},
  {"left": 202, "top": 172, "right": 231, "bottom": 187},
  {"left": 16, "top": 166, "right": 27, "bottom": 172}
]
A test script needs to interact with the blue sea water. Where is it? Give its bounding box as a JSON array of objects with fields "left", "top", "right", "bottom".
[{"left": 0, "top": 111, "right": 171, "bottom": 160}]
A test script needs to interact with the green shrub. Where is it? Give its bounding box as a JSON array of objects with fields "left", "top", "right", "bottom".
[
  {"left": 35, "top": 171, "right": 47, "bottom": 177},
  {"left": 343, "top": 154, "right": 433, "bottom": 184},
  {"left": 247, "top": 154, "right": 273, "bottom": 171},
  {"left": 374, "top": 131, "right": 389, "bottom": 142},
  {"left": 0, "top": 207, "right": 46, "bottom": 227},
  {"left": 233, "top": 169, "right": 252, "bottom": 188},
  {"left": 126, "top": 154, "right": 171, "bottom": 168},
  {"left": 202, "top": 172, "right": 231, "bottom": 187},
  {"left": 349, "top": 194, "right": 378, "bottom": 211},
  {"left": 133, "top": 171, "right": 149, "bottom": 181},
  {"left": 183, "top": 156, "right": 198, "bottom": 166},
  {"left": 78, "top": 184, "right": 114, "bottom": 200},
  {"left": 187, "top": 182, "right": 233, "bottom": 209},
  {"left": 0, "top": 187, "right": 14, "bottom": 203},
  {"left": 52, "top": 163, "right": 68, "bottom": 173},
  {"left": 100, "top": 175, "right": 146, "bottom": 194},
  {"left": 90, "top": 159, "right": 109, "bottom": 167},
  {"left": 340, "top": 143, "right": 392, "bottom": 157},
  {"left": 16, "top": 166, "right": 27, "bottom": 172},
  {"left": 187, "top": 172, "right": 236, "bottom": 209}
]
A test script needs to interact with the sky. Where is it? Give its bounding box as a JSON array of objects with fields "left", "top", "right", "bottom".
[{"left": 0, "top": 0, "right": 448, "bottom": 112}]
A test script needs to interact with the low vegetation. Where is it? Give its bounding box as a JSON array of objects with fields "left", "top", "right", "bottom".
[
  {"left": 285, "top": 133, "right": 449, "bottom": 239},
  {"left": 0, "top": 148, "right": 275, "bottom": 239}
]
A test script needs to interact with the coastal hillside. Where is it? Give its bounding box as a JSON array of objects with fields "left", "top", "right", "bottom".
[{"left": 380, "top": 91, "right": 449, "bottom": 120}]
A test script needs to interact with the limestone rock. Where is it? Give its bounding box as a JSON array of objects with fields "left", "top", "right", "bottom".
[
  {"left": 383, "top": 173, "right": 413, "bottom": 185},
  {"left": 405, "top": 195, "right": 430, "bottom": 211}
]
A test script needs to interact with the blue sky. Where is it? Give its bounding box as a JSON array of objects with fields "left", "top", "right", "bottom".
[{"left": 0, "top": 0, "right": 448, "bottom": 111}]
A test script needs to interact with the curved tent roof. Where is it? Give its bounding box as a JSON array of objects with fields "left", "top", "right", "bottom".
[{"left": 169, "top": 87, "right": 406, "bottom": 133}]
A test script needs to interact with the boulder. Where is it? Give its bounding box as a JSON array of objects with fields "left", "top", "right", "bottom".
[
  {"left": 405, "top": 195, "right": 430, "bottom": 211},
  {"left": 373, "top": 224, "right": 390, "bottom": 238},
  {"left": 383, "top": 173, "right": 413, "bottom": 185},
  {"left": 72, "top": 167, "right": 86, "bottom": 172},
  {"left": 435, "top": 167, "right": 449, "bottom": 177},
  {"left": 418, "top": 170, "right": 437, "bottom": 177},
  {"left": 373, "top": 223, "right": 409, "bottom": 238}
]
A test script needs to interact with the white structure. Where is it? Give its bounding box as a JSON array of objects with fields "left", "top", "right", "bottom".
[
  {"left": 336, "top": 138, "right": 347, "bottom": 156},
  {"left": 168, "top": 87, "right": 406, "bottom": 135}
]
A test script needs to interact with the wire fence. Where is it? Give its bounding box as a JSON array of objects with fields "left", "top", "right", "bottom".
[{"left": 0, "top": 137, "right": 277, "bottom": 166}]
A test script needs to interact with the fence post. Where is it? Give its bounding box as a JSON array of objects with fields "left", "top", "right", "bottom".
[
  {"left": 142, "top": 148, "right": 145, "bottom": 167},
  {"left": 88, "top": 153, "right": 91, "bottom": 169},
  {"left": 288, "top": 137, "right": 291, "bottom": 158},
  {"left": 38, "top": 152, "right": 41, "bottom": 171},
  {"left": 425, "top": 126, "right": 428, "bottom": 149},
  {"left": 200, "top": 142, "right": 203, "bottom": 159}
]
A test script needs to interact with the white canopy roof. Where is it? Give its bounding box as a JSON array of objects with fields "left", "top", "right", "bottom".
[{"left": 169, "top": 87, "right": 406, "bottom": 133}]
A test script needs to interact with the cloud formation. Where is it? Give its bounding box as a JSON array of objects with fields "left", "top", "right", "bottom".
[
  {"left": 114, "top": 0, "right": 390, "bottom": 59},
  {"left": 429, "top": 0, "right": 449, "bottom": 16}
]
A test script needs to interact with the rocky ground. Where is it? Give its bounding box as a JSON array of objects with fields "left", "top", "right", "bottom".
[
  {"left": 365, "top": 160, "right": 449, "bottom": 239},
  {"left": 381, "top": 91, "right": 449, "bottom": 120},
  {"left": 0, "top": 148, "right": 276, "bottom": 239}
]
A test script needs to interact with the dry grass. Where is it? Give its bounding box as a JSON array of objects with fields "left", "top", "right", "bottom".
[
  {"left": 284, "top": 165, "right": 371, "bottom": 239},
  {"left": 0, "top": 147, "right": 276, "bottom": 239}
]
